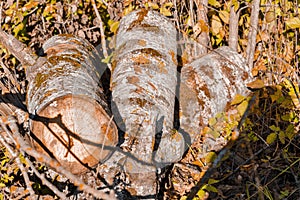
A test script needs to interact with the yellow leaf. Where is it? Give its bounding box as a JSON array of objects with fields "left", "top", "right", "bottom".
[
  {"left": 192, "top": 160, "right": 205, "bottom": 168},
  {"left": 266, "top": 133, "right": 277, "bottom": 144},
  {"left": 160, "top": 7, "right": 172, "bottom": 16},
  {"left": 199, "top": 19, "right": 209, "bottom": 33},
  {"left": 148, "top": 2, "right": 159, "bottom": 10},
  {"left": 208, "top": 117, "right": 217, "bottom": 126},
  {"left": 109, "top": 21, "right": 119, "bottom": 34},
  {"left": 246, "top": 79, "right": 265, "bottom": 89},
  {"left": 237, "top": 100, "right": 248, "bottom": 116},
  {"left": 219, "top": 10, "right": 230, "bottom": 24},
  {"left": 208, "top": 0, "right": 221, "bottom": 7},
  {"left": 23, "top": 1, "right": 39, "bottom": 11},
  {"left": 231, "top": 94, "right": 246, "bottom": 105},
  {"left": 205, "top": 152, "right": 217, "bottom": 163},
  {"left": 265, "top": 11, "right": 276, "bottom": 23},
  {"left": 211, "top": 15, "right": 222, "bottom": 35},
  {"left": 285, "top": 17, "right": 300, "bottom": 29}
]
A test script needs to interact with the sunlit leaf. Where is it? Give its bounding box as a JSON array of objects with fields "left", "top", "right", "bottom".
[
  {"left": 285, "top": 17, "right": 300, "bottom": 29},
  {"left": 265, "top": 11, "right": 276, "bottom": 23},
  {"left": 247, "top": 79, "right": 265, "bottom": 89},
  {"left": 211, "top": 15, "right": 222, "bottom": 35},
  {"left": 237, "top": 100, "right": 248, "bottom": 116},
  {"left": 205, "top": 152, "right": 217, "bottom": 163},
  {"left": 231, "top": 94, "right": 246, "bottom": 105},
  {"left": 208, "top": 0, "right": 221, "bottom": 7},
  {"left": 160, "top": 6, "right": 172, "bottom": 16},
  {"left": 219, "top": 10, "right": 230, "bottom": 24},
  {"left": 109, "top": 20, "right": 119, "bottom": 34}
]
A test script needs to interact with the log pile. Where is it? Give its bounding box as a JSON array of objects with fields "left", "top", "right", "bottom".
[{"left": 0, "top": 8, "right": 252, "bottom": 199}]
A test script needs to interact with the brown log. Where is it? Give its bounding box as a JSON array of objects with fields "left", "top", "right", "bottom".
[
  {"left": 180, "top": 46, "right": 252, "bottom": 143},
  {"left": 110, "top": 9, "right": 183, "bottom": 197},
  {"left": 26, "top": 35, "right": 118, "bottom": 174}
]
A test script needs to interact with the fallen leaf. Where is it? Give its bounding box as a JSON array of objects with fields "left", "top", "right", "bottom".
[{"left": 247, "top": 79, "right": 265, "bottom": 89}]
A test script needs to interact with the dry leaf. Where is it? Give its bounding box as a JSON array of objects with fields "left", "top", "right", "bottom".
[{"left": 247, "top": 79, "right": 265, "bottom": 89}]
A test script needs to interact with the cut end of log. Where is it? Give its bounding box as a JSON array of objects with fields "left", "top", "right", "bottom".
[{"left": 31, "top": 95, "right": 118, "bottom": 174}]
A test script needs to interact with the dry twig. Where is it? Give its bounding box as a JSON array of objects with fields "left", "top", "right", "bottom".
[{"left": 2, "top": 116, "right": 116, "bottom": 200}]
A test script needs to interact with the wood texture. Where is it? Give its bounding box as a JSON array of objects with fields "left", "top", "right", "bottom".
[
  {"left": 180, "top": 46, "right": 252, "bottom": 144},
  {"left": 111, "top": 9, "right": 182, "bottom": 197},
  {"left": 26, "top": 35, "right": 118, "bottom": 174}
]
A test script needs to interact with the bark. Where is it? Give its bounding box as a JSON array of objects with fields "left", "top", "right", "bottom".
[
  {"left": 110, "top": 9, "right": 182, "bottom": 197},
  {"left": 229, "top": 5, "right": 239, "bottom": 51},
  {"left": 195, "top": 0, "right": 209, "bottom": 55},
  {"left": 246, "top": 0, "right": 260, "bottom": 69},
  {"left": 180, "top": 46, "right": 252, "bottom": 144},
  {"left": 26, "top": 35, "right": 118, "bottom": 174}
]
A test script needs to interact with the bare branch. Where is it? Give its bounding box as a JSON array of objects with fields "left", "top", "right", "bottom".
[
  {"left": 0, "top": 30, "right": 37, "bottom": 66},
  {"left": 228, "top": 5, "right": 239, "bottom": 51},
  {"left": 195, "top": 0, "right": 209, "bottom": 55},
  {"left": 91, "top": 0, "right": 110, "bottom": 69},
  {"left": 246, "top": 0, "right": 260, "bottom": 69}
]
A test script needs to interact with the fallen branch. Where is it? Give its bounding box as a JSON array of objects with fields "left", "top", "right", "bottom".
[{"left": 0, "top": 30, "right": 37, "bottom": 67}]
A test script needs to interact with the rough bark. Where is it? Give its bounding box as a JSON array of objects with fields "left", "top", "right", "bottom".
[
  {"left": 229, "top": 5, "right": 239, "bottom": 51},
  {"left": 26, "top": 35, "right": 118, "bottom": 174},
  {"left": 110, "top": 9, "right": 183, "bottom": 197},
  {"left": 180, "top": 46, "right": 252, "bottom": 144},
  {"left": 246, "top": 0, "right": 260, "bottom": 69},
  {"left": 195, "top": 0, "right": 209, "bottom": 55}
]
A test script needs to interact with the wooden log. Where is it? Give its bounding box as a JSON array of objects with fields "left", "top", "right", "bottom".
[
  {"left": 111, "top": 9, "right": 183, "bottom": 197},
  {"left": 26, "top": 35, "right": 118, "bottom": 174},
  {"left": 180, "top": 46, "right": 252, "bottom": 143}
]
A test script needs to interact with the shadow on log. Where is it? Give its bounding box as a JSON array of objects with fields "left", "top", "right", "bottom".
[
  {"left": 26, "top": 35, "right": 118, "bottom": 174},
  {"left": 180, "top": 46, "right": 252, "bottom": 144},
  {"left": 110, "top": 9, "right": 183, "bottom": 198}
]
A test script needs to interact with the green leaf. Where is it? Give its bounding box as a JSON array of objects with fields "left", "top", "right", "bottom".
[
  {"left": 269, "top": 125, "right": 280, "bottom": 132},
  {"left": 208, "top": 179, "right": 219, "bottom": 184},
  {"left": 279, "top": 131, "right": 285, "bottom": 144},
  {"left": 286, "top": 17, "right": 300, "bottom": 29},
  {"left": 266, "top": 133, "right": 277, "bottom": 144}
]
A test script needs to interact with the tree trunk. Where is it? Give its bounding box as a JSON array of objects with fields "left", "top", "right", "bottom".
[
  {"left": 180, "top": 46, "right": 252, "bottom": 144},
  {"left": 111, "top": 9, "right": 183, "bottom": 197},
  {"left": 26, "top": 35, "right": 118, "bottom": 174}
]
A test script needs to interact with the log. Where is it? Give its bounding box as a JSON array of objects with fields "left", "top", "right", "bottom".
[
  {"left": 111, "top": 9, "right": 183, "bottom": 197},
  {"left": 26, "top": 35, "right": 118, "bottom": 174},
  {"left": 179, "top": 46, "right": 252, "bottom": 143}
]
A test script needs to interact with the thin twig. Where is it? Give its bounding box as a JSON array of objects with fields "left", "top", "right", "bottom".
[
  {"left": 246, "top": 0, "right": 260, "bottom": 70},
  {"left": 91, "top": 0, "right": 111, "bottom": 69}
]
